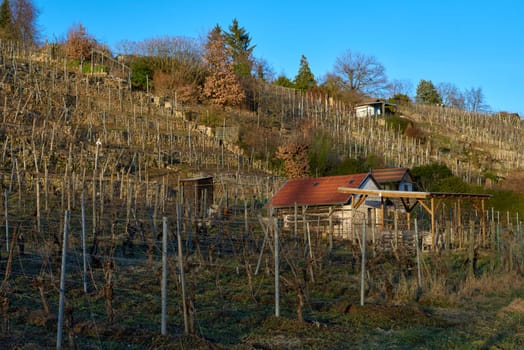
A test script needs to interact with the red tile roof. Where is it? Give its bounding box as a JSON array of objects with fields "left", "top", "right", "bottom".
[
  {"left": 268, "top": 173, "right": 369, "bottom": 208},
  {"left": 371, "top": 168, "right": 411, "bottom": 184}
]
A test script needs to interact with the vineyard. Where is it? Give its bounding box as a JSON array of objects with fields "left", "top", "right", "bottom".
[{"left": 0, "top": 44, "right": 522, "bottom": 349}]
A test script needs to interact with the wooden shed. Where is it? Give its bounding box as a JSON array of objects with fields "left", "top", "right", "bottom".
[
  {"left": 355, "top": 100, "right": 397, "bottom": 118},
  {"left": 267, "top": 172, "right": 382, "bottom": 239},
  {"left": 179, "top": 176, "right": 214, "bottom": 217}
]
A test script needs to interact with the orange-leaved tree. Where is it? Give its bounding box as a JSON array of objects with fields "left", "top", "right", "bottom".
[
  {"left": 64, "top": 23, "right": 97, "bottom": 62},
  {"left": 203, "top": 25, "right": 245, "bottom": 108}
]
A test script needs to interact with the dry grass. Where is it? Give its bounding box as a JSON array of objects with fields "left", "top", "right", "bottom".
[
  {"left": 418, "top": 274, "right": 455, "bottom": 307},
  {"left": 497, "top": 298, "right": 524, "bottom": 317},
  {"left": 459, "top": 272, "right": 524, "bottom": 300},
  {"left": 391, "top": 274, "right": 418, "bottom": 304},
  {"left": 500, "top": 171, "right": 524, "bottom": 194}
]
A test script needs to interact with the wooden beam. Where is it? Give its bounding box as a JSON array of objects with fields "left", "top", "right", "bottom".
[
  {"left": 434, "top": 198, "right": 443, "bottom": 213},
  {"left": 431, "top": 197, "right": 436, "bottom": 251},
  {"left": 338, "top": 187, "right": 491, "bottom": 201},
  {"left": 400, "top": 197, "right": 419, "bottom": 213},
  {"left": 417, "top": 199, "right": 431, "bottom": 215},
  {"left": 328, "top": 206, "right": 334, "bottom": 251},
  {"left": 380, "top": 197, "right": 385, "bottom": 230},
  {"left": 481, "top": 198, "right": 486, "bottom": 247},
  {"left": 339, "top": 187, "right": 432, "bottom": 199},
  {"left": 457, "top": 199, "right": 462, "bottom": 248},
  {"left": 353, "top": 194, "right": 368, "bottom": 210}
]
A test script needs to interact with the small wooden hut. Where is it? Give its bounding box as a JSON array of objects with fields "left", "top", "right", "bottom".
[
  {"left": 267, "top": 172, "right": 382, "bottom": 239},
  {"left": 179, "top": 176, "right": 214, "bottom": 217}
]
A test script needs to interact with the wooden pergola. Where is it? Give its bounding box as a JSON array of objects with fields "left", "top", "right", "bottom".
[{"left": 337, "top": 187, "right": 492, "bottom": 249}]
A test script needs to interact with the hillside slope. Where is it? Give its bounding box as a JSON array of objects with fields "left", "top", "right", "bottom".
[
  {"left": 403, "top": 104, "right": 523, "bottom": 181},
  {"left": 1, "top": 46, "right": 522, "bottom": 199}
]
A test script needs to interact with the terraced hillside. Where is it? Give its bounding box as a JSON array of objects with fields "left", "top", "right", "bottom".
[{"left": 0, "top": 45, "right": 522, "bottom": 349}]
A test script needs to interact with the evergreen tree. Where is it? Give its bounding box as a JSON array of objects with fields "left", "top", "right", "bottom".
[
  {"left": 203, "top": 25, "right": 245, "bottom": 107},
  {"left": 274, "top": 75, "right": 294, "bottom": 88},
  {"left": 0, "top": 0, "right": 17, "bottom": 41},
  {"left": 415, "top": 79, "right": 442, "bottom": 105},
  {"left": 389, "top": 93, "right": 411, "bottom": 106},
  {"left": 223, "top": 18, "right": 255, "bottom": 77},
  {"left": 294, "top": 54, "right": 316, "bottom": 92},
  {"left": 130, "top": 57, "right": 154, "bottom": 91}
]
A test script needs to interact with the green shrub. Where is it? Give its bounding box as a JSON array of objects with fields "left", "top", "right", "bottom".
[
  {"left": 308, "top": 130, "right": 338, "bottom": 176},
  {"left": 411, "top": 163, "right": 454, "bottom": 191},
  {"left": 388, "top": 93, "right": 411, "bottom": 106},
  {"left": 130, "top": 57, "right": 155, "bottom": 91},
  {"left": 327, "top": 157, "right": 367, "bottom": 175},
  {"left": 487, "top": 189, "right": 524, "bottom": 214},
  {"left": 384, "top": 115, "right": 410, "bottom": 133},
  {"left": 82, "top": 63, "right": 107, "bottom": 74}
]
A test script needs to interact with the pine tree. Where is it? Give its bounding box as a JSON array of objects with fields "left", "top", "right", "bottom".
[
  {"left": 224, "top": 19, "right": 255, "bottom": 78},
  {"left": 0, "top": 0, "right": 17, "bottom": 41},
  {"left": 294, "top": 55, "right": 316, "bottom": 92},
  {"left": 203, "top": 25, "right": 245, "bottom": 107},
  {"left": 415, "top": 79, "right": 442, "bottom": 105},
  {"left": 274, "top": 75, "right": 295, "bottom": 88}
]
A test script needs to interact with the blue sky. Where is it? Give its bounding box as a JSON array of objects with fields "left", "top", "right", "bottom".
[{"left": 34, "top": 0, "right": 524, "bottom": 116}]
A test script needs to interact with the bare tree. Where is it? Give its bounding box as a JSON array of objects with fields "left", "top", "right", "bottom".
[
  {"left": 117, "top": 36, "right": 202, "bottom": 69},
  {"left": 464, "top": 87, "right": 489, "bottom": 112},
  {"left": 11, "top": 0, "right": 38, "bottom": 46},
  {"left": 437, "top": 82, "right": 464, "bottom": 109},
  {"left": 117, "top": 36, "right": 206, "bottom": 103},
  {"left": 320, "top": 73, "right": 362, "bottom": 105},
  {"left": 388, "top": 79, "right": 413, "bottom": 98},
  {"left": 333, "top": 49, "right": 388, "bottom": 97},
  {"left": 253, "top": 57, "right": 275, "bottom": 82}
]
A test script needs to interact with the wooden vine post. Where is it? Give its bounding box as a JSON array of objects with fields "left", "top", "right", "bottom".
[
  {"left": 415, "top": 218, "right": 423, "bottom": 300},
  {"left": 176, "top": 204, "right": 189, "bottom": 334},
  {"left": 272, "top": 206, "right": 280, "bottom": 317},
  {"left": 4, "top": 190, "right": 8, "bottom": 252},
  {"left": 161, "top": 216, "right": 167, "bottom": 336},
  {"left": 360, "top": 221, "right": 366, "bottom": 306},
  {"left": 56, "top": 210, "right": 69, "bottom": 350}
]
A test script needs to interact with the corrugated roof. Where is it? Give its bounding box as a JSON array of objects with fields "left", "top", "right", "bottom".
[
  {"left": 371, "top": 168, "right": 411, "bottom": 184},
  {"left": 180, "top": 176, "right": 213, "bottom": 182},
  {"left": 355, "top": 99, "right": 397, "bottom": 107},
  {"left": 268, "top": 173, "right": 369, "bottom": 208}
]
